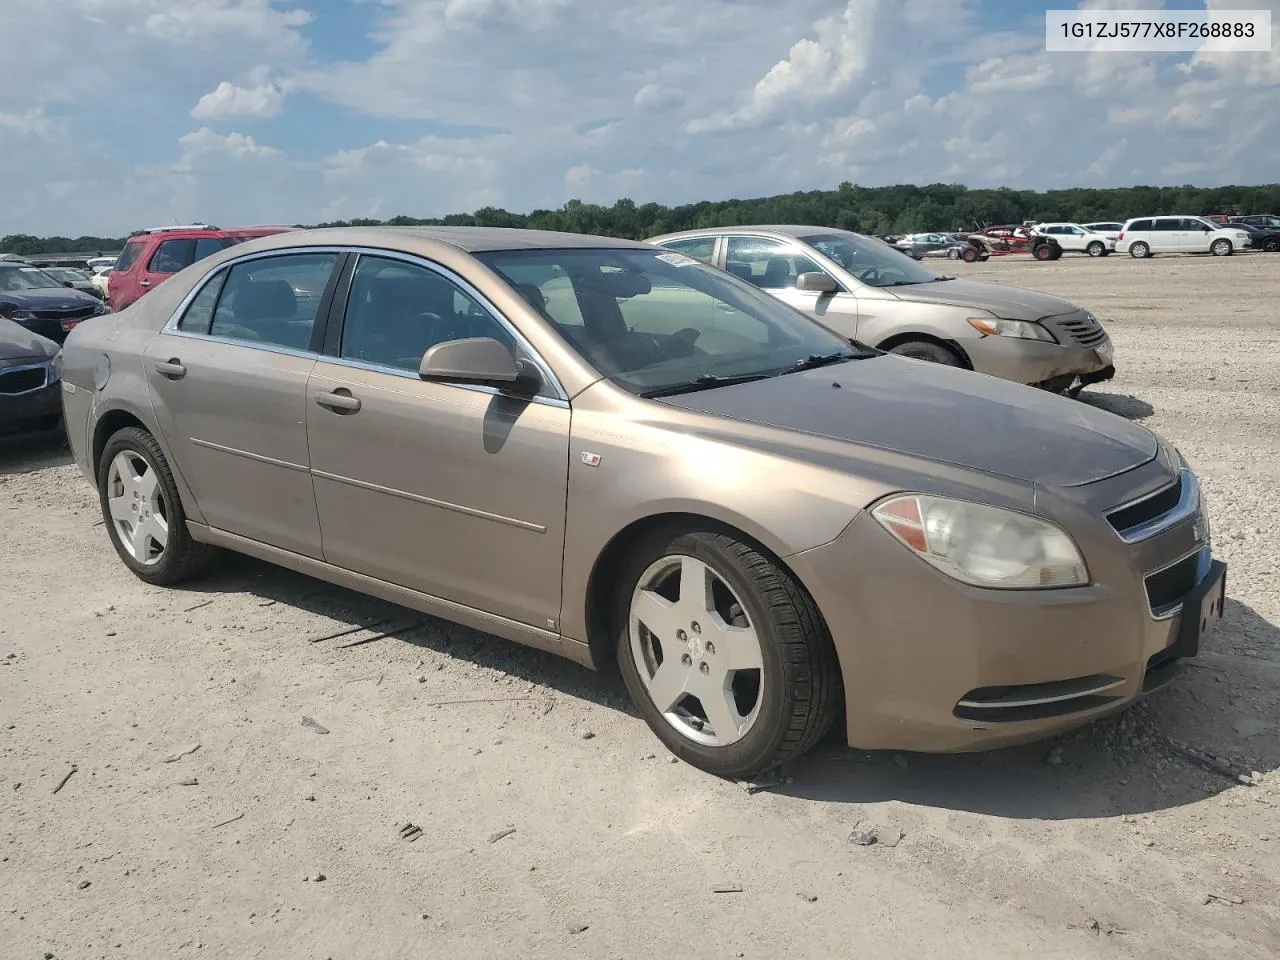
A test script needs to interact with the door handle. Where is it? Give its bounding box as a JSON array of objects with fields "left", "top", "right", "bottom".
[
  {"left": 315, "top": 390, "right": 361, "bottom": 413},
  {"left": 155, "top": 359, "right": 186, "bottom": 380},
  {"left": 139, "top": 279, "right": 151, "bottom": 288}
]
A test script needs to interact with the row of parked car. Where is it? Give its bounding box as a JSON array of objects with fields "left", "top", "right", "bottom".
[
  {"left": 887, "top": 212, "right": 1280, "bottom": 262},
  {"left": 44, "top": 220, "right": 1221, "bottom": 779}
]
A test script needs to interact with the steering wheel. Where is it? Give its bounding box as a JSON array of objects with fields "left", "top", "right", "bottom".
[
  {"left": 668, "top": 327, "right": 702, "bottom": 356},
  {"left": 858, "top": 268, "right": 882, "bottom": 285}
]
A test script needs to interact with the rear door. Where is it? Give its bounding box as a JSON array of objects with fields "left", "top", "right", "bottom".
[
  {"left": 107, "top": 239, "right": 148, "bottom": 310},
  {"left": 1148, "top": 219, "right": 1181, "bottom": 252},
  {"left": 144, "top": 250, "right": 343, "bottom": 556}
]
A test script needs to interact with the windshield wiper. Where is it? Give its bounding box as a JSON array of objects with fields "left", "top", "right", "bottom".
[
  {"left": 787, "top": 350, "right": 865, "bottom": 373},
  {"left": 888, "top": 276, "right": 954, "bottom": 286},
  {"left": 639, "top": 372, "right": 773, "bottom": 399}
]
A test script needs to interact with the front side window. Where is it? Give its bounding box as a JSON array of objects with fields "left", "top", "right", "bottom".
[
  {"left": 724, "top": 236, "right": 825, "bottom": 290},
  {"left": 208, "top": 253, "right": 338, "bottom": 351},
  {"left": 658, "top": 236, "right": 717, "bottom": 262},
  {"left": 476, "top": 247, "right": 863, "bottom": 396},
  {"left": 340, "top": 255, "right": 514, "bottom": 372},
  {"left": 801, "top": 231, "right": 943, "bottom": 287}
]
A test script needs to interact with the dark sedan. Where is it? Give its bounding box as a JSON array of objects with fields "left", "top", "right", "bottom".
[
  {"left": 0, "top": 262, "right": 110, "bottom": 344},
  {"left": 0, "top": 317, "right": 62, "bottom": 438},
  {"left": 1230, "top": 222, "right": 1280, "bottom": 252},
  {"left": 41, "top": 265, "right": 107, "bottom": 300}
]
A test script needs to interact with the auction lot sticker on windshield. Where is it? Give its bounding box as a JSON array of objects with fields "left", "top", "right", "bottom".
[
  {"left": 655, "top": 251, "right": 700, "bottom": 268},
  {"left": 1046, "top": 9, "right": 1271, "bottom": 52}
]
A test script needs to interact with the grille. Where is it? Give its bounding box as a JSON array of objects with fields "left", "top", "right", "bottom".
[
  {"left": 33, "top": 306, "right": 97, "bottom": 322},
  {"left": 1051, "top": 312, "right": 1108, "bottom": 347},
  {"left": 954, "top": 674, "right": 1125, "bottom": 722},
  {"left": 1145, "top": 553, "right": 1199, "bottom": 616},
  {"left": 1108, "top": 475, "right": 1182, "bottom": 536},
  {"left": 0, "top": 366, "right": 47, "bottom": 395}
]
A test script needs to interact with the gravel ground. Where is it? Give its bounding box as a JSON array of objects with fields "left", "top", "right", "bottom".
[{"left": 1, "top": 251, "right": 1278, "bottom": 959}]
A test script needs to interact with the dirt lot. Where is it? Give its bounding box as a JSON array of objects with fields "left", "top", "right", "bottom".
[{"left": 2, "top": 252, "right": 1278, "bottom": 959}]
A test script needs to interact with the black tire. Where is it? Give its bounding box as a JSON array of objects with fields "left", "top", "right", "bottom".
[
  {"left": 1211, "top": 238, "right": 1233, "bottom": 257},
  {"left": 1033, "top": 242, "right": 1053, "bottom": 261},
  {"left": 1263, "top": 237, "right": 1280, "bottom": 253},
  {"left": 1087, "top": 241, "right": 1106, "bottom": 257},
  {"left": 946, "top": 247, "right": 960, "bottom": 260},
  {"left": 97, "top": 426, "right": 216, "bottom": 585},
  {"left": 616, "top": 529, "right": 842, "bottom": 779},
  {"left": 1129, "top": 241, "right": 1151, "bottom": 259},
  {"left": 887, "top": 340, "right": 963, "bottom": 366},
  {"left": 961, "top": 247, "right": 979, "bottom": 263}
]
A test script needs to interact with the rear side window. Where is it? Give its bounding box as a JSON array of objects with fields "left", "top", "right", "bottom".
[
  {"left": 149, "top": 239, "right": 194, "bottom": 274},
  {"left": 208, "top": 253, "right": 339, "bottom": 351},
  {"left": 1150, "top": 220, "right": 1178, "bottom": 232},
  {"left": 114, "top": 240, "right": 145, "bottom": 273},
  {"left": 1127, "top": 220, "right": 1151, "bottom": 231}
]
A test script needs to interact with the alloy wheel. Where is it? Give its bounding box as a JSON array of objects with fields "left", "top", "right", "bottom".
[
  {"left": 106, "top": 450, "right": 169, "bottom": 565},
  {"left": 628, "top": 554, "right": 765, "bottom": 747}
]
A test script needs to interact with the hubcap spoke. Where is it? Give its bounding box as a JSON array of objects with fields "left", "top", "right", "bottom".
[
  {"left": 647, "top": 657, "right": 690, "bottom": 714},
  {"left": 144, "top": 514, "right": 169, "bottom": 550},
  {"left": 707, "top": 612, "right": 762, "bottom": 671},
  {"left": 696, "top": 678, "right": 746, "bottom": 743},
  {"left": 677, "top": 556, "right": 713, "bottom": 614},
  {"left": 631, "top": 588, "right": 684, "bottom": 646},
  {"left": 108, "top": 494, "right": 134, "bottom": 524},
  {"left": 130, "top": 517, "right": 152, "bottom": 558}
]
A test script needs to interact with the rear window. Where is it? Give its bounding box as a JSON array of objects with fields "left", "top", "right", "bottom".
[{"left": 114, "top": 241, "right": 145, "bottom": 273}]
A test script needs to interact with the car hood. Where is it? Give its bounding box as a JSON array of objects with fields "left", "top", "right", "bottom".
[
  {"left": 885, "top": 277, "right": 1080, "bottom": 321},
  {"left": 0, "top": 288, "right": 100, "bottom": 310},
  {"left": 660, "top": 356, "right": 1156, "bottom": 488},
  {"left": 0, "top": 316, "right": 59, "bottom": 361}
]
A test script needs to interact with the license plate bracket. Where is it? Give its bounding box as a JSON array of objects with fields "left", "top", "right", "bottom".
[{"left": 1169, "top": 560, "right": 1227, "bottom": 660}]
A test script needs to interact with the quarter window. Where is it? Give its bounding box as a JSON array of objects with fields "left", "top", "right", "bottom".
[
  {"left": 208, "top": 253, "right": 338, "bottom": 351},
  {"left": 724, "top": 236, "right": 825, "bottom": 290},
  {"left": 340, "top": 256, "right": 515, "bottom": 373},
  {"left": 1128, "top": 220, "right": 1152, "bottom": 231},
  {"left": 658, "top": 237, "right": 717, "bottom": 262},
  {"left": 176, "top": 272, "right": 227, "bottom": 335}
]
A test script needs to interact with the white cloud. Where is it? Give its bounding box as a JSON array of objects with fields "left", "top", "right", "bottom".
[
  {"left": 191, "top": 80, "right": 285, "bottom": 119},
  {"left": 178, "top": 128, "right": 283, "bottom": 167},
  {"left": 565, "top": 164, "right": 599, "bottom": 186}
]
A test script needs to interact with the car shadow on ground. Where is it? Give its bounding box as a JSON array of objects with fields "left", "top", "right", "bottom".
[
  {"left": 163, "top": 554, "right": 1277, "bottom": 821},
  {"left": 0, "top": 430, "right": 72, "bottom": 476},
  {"left": 1076, "top": 390, "right": 1155, "bottom": 420},
  {"left": 170, "top": 554, "right": 633, "bottom": 713}
]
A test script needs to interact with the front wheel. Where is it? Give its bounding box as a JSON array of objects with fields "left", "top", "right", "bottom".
[
  {"left": 961, "top": 247, "right": 979, "bottom": 263},
  {"left": 97, "top": 427, "right": 217, "bottom": 585},
  {"left": 617, "top": 530, "right": 841, "bottom": 779},
  {"left": 1211, "top": 238, "right": 1233, "bottom": 256},
  {"left": 1087, "top": 241, "right": 1106, "bottom": 257},
  {"left": 887, "top": 339, "right": 963, "bottom": 366},
  {"left": 1263, "top": 237, "right": 1280, "bottom": 253},
  {"left": 1129, "top": 241, "right": 1151, "bottom": 259}
]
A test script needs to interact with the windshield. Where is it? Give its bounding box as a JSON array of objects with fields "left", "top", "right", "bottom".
[
  {"left": 798, "top": 232, "right": 941, "bottom": 287},
  {"left": 46, "top": 268, "right": 85, "bottom": 282},
  {"left": 476, "top": 247, "right": 864, "bottom": 396},
  {"left": 0, "top": 265, "right": 63, "bottom": 292}
]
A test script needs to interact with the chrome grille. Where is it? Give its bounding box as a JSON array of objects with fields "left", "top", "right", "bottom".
[{"left": 33, "top": 306, "right": 97, "bottom": 322}]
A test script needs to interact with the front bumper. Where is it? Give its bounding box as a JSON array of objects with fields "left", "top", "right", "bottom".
[
  {"left": 0, "top": 367, "right": 62, "bottom": 437},
  {"left": 788, "top": 461, "right": 1221, "bottom": 752},
  {"left": 962, "top": 333, "right": 1112, "bottom": 385}
]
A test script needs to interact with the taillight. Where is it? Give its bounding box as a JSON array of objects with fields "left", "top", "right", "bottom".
[{"left": 1117, "top": 232, "right": 1125, "bottom": 241}]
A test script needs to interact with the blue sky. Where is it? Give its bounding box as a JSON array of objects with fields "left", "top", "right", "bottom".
[{"left": 1, "top": 0, "right": 1276, "bottom": 236}]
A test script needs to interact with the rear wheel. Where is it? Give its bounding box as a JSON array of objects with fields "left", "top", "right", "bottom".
[
  {"left": 1087, "top": 241, "right": 1106, "bottom": 257},
  {"left": 1129, "top": 241, "right": 1151, "bottom": 259},
  {"left": 887, "top": 339, "right": 963, "bottom": 366},
  {"left": 97, "top": 427, "right": 216, "bottom": 585},
  {"left": 616, "top": 530, "right": 841, "bottom": 779},
  {"left": 1211, "top": 238, "right": 1233, "bottom": 257},
  {"left": 1033, "top": 242, "right": 1054, "bottom": 261},
  {"left": 946, "top": 248, "right": 960, "bottom": 260},
  {"left": 961, "top": 247, "right": 979, "bottom": 263}
]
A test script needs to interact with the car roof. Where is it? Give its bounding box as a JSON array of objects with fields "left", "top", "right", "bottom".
[
  {"left": 225, "top": 225, "right": 653, "bottom": 254},
  {"left": 648, "top": 225, "right": 848, "bottom": 243}
]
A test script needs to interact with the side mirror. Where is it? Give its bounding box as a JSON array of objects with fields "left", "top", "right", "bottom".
[
  {"left": 62, "top": 280, "right": 75, "bottom": 288},
  {"left": 796, "top": 272, "right": 839, "bottom": 294},
  {"left": 420, "top": 337, "right": 521, "bottom": 386}
]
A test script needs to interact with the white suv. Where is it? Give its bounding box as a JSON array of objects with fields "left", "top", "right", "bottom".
[
  {"left": 1117, "top": 216, "right": 1252, "bottom": 258},
  {"left": 1033, "top": 223, "right": 1115, "bottom": 257}
]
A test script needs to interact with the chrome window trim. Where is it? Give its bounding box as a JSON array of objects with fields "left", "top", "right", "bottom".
[
  {"left": 0, "top": 361, "right": 51, "bottom": 396},
  {"left": 1106, "top": 468, "right": 1199, "bottom": 544},
  {"left": 160, "top": 244, "right": 569, "bottom": 404},
  {"left": 312, "top": 353, "right": 569, "bottom": 410}
]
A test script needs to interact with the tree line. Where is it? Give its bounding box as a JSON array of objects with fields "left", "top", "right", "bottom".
[{"left": 6, "top": 181, "right": 1280, "bottom": 255}]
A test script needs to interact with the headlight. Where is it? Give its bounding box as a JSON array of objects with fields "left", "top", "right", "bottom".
[
  {"left": 0, "top": 306, "right": 36, "bottom": 321},
  {"left": 967, "top": 317, "right": 1058, "bottom": 342},
  {"left": 49, "top": 350, "right": 63, "bottom": 383},
  {"left": 872, "top": 494, "right": 1089, "bottom": 589},
  {"left": 94, "top": 301, "right": 111, "bottom": 315}
]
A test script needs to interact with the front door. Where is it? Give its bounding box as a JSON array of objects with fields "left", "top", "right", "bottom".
[
  {"left": 305, "top": 253, "right": 570, "bottom": 630},
  {"left": 723, "top": 235, "right": 859, "bottom": 339},
  {"left": 144, "top": 250, "right": 342, "bottom": 557}
]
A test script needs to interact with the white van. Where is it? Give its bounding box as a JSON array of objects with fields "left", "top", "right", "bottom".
[
  {"left": 1033, "top": 223, "right": 1116, "bottom": 257},
  {"left": 1117, "top": 216, "right": 1252, "bottom": 258}
]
